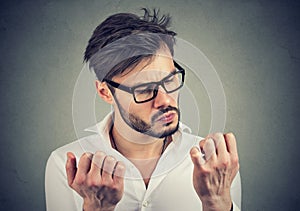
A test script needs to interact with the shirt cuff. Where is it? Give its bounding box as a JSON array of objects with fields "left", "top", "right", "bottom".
[{"left": 232, "top": 201, "right": 241, "bottom": 211}]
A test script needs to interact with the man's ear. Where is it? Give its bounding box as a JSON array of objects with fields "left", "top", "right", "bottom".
[{"left": 95, "top": 80, "right": 114, "bottom": 104}]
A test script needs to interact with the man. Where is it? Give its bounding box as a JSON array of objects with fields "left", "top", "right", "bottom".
[{"left": 45, "top": 9, "right": 241, "bottom": 211}]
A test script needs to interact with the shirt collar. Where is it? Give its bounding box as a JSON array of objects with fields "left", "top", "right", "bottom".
[
  {"left": 83, "top": 112, "right": 192, "bottom": 142},
  {"left": 84, "top": 112, "right": 114, "bottom": 135}
]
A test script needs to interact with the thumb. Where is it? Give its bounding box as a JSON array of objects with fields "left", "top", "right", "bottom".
[
  {"left": 190, "top": 147, "right": 205, "bottom": 167},
  {"left": 66, "top": 152, "right": 77, "bottom": 187}
]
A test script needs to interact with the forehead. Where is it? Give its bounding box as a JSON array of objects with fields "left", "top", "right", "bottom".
[{"left": 114, "top": 54, "right": 175, "bottom": 86}]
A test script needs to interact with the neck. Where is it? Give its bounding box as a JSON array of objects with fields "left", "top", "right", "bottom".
[{"left": 110, "top": 125, "right": 168, "bottom": 160}]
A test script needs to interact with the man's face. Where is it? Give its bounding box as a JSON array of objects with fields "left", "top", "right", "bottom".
[{"left": 111, "top": 54, "right": 181, "bottom": 138}]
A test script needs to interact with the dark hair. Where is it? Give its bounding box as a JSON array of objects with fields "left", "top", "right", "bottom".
[{"left": 84, "top": 8, "right": 177, "bottom": 81}]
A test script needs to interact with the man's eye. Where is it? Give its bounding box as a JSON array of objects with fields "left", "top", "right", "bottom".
[
  {"left": 135, "top": 88, "right": 153, "bottom": 94},
  {"left": 165, "top": 76, "right": 176, "bottom": 84},
  {"left": 165, "top": 78, "right": 174, "bottom": 83}
]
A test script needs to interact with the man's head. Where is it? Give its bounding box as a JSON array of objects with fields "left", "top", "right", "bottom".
[
  {"left": 84, "top": 8, "right": 176, "bottom": 81},
  {"left": 84, "top": 9, "right": 184, "bottom": 139}
]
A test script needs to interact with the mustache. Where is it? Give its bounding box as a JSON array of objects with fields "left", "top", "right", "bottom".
[{"left": 151, "top": 106, "right": 179, "bottom": 122}]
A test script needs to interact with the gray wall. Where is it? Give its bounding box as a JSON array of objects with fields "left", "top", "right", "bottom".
[{"left": 0, "top": 0, "right": 299, "bottom": 210}]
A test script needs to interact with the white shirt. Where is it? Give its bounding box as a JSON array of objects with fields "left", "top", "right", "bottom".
[{"left": 45, "top": 113, "right": 241, "bottom": 211}]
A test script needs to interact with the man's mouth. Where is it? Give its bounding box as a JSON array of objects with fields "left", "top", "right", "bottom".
[{"left": 156, "top": 112, "right": 176, "bottom": 124}]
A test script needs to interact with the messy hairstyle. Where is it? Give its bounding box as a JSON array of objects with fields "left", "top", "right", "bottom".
[{"left": 84, "top": 8, "right": 177, "bottom": 81}]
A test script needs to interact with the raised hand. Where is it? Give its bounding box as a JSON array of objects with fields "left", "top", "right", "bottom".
[
  {"left": 190, "top": 133, "right": 239, "bottom": 211},
  {"left": 66, "top": 151, "right": 126, "bottom": 211}
]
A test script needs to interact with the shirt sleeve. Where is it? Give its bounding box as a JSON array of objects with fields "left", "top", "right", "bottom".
[
  {"left": 45, "top": 151, "right": 82, "bottom": 211},
  {"left": 232, "top": 202, "right": 240, "bottom": 211},
  {"left": 231, "top": 171, "right": 242, "bottom": 211}
]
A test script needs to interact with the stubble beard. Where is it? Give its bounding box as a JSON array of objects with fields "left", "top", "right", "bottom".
[{"left": 114, "top": 97, "right": 180, "bottom": 138}]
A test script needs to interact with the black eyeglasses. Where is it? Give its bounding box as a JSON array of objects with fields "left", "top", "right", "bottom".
[{"left": 104, "top": 61, "right": 185, "bottom": 103}]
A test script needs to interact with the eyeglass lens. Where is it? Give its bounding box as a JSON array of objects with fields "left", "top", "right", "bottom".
[{"left": 133, "top": 71, "right": 183, "bottom": 102}]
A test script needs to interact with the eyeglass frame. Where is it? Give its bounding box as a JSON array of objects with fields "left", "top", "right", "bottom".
[{"left": 103, "top": 61, "right": 185, "bottom": 103}]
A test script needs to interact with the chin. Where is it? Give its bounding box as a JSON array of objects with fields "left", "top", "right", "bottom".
[{"left": 148, "top": 121, "right": 179, "bottom": 138}]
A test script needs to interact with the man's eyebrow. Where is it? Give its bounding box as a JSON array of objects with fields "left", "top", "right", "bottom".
[
  {"left": 132, "top": 81, "right": 155, "bottom": 87},
  {"left": 131, "top": 68, "right": 178, "bottom": 87}
]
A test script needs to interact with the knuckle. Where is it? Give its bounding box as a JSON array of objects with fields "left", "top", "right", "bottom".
[
  {"left": 106, "top": 155, "right": 116, "bottom": 162},
  {"left": 94, "top": 151, "right": 106, "bottom": 157},
  {"left": 190, "top": 151, "right": 200, "bottom": 160},
  {"left": 75, "top": 174, "right": 86, "bottom": 185},
  {"left": 65, "top": 165, "right": 73, "bottom": 171},
  {"left": 221, "top": 159, "right": 230, "bottom": 168},
  {"left": 225, "top": 133, "right": 237, "bottom": 145},
  {"left": 213, "top": 132, "right": 224, "bottom": 140},
  {"left": 116, "top": 163, "right": 126, "bottom": 171},
  {"left": 231, "top": 155, "right": 239, "bottom": 165},
  {"left": 226, "top": 132, "right": 235, "bottom": 138},
  {"left": 199, "top": 167, "right": 211, "bottom": 175},
  {"left": 82, "top": 152, "right": 93, "bottom": 159},
  {"left": 86, "top": 179, "right": 93, "bottom": 187},
  {"left": 111, "top": 185, "right": 121, "bottom": 193},
  {"left": 81, "top": 152, "right": 88, "bottom": 158},
  {"left": 86, "top": 177, "right": 100, "bottom": 187},
  {"left": 211, "top": 164, "right": 218, "bottom": 171},
  {"left": 101, "top": 178, "right": 113, "bottom": 187},
  {"left": 103, "top": 156, "right": 117, "bottom": 168}
]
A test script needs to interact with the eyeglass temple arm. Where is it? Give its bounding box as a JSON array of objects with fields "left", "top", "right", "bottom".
[{"left": 103, "top": 79, "right": 133, "bottom": 94}]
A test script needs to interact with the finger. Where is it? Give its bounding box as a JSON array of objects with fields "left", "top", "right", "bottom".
[
  {"left": 66, "top": 152, "right": 77, "bottom": 186},
  {"left": 76, "top": 152, "right": 93, "bottom": 181},
  {"left": 199, "top": 139, "right": 205, "bottom": 152},
  {"left": 224, "top": 132, "right": 238, "bottom": 155},
  {"left": 101, "top": 156, "right": 117, "bottom": 184},
  {"left": 190, "top": 146, "right": 205, "bottom": 167},
  {"left": 202, "top": 138, "right": 217, "bottom": 161},
  {"left": 208, "top": 133, "right": 227, "bottom": 158},
  {"left": 224, "top": 133, "right": 239, "bottom": 176},
  {"left": 113, "top": 161, "right": 126, "bottom": 187},
  {"left": 89, "top": 151, "right": 106, "bottom": 180}
]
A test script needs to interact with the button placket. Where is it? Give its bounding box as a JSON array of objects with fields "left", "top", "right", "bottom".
[{"left": 142, "top": 200, "right": 149, "bottom": 207}]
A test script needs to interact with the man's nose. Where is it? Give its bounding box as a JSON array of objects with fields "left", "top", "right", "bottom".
[{"left": 153, "top": 86, "right": 172, "bottom": 109}]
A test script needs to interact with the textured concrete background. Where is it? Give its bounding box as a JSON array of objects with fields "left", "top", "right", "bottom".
[{"left": 0, "top": 0, "right": 299, "bottom": 210}]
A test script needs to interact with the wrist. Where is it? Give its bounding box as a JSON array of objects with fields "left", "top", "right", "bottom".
[
  {"left": 201, "top": 196, "right": 232, "bottom": 211},
  {"left": 83, "top": 199, "right": 101, "bottom": 211},
  {"left": 83, "top": 199, "right": 115, "bottom": 211}
]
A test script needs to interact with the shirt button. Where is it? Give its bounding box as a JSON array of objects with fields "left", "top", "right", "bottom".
[{"left": 142, "top": 201, "right": 149, "bottom": 207}]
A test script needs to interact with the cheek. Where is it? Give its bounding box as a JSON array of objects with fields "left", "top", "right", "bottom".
[
  {"left": 127, "top": 101, "right": 154, "bottom": 122},
  {"left": 128, "top": 101, "right": 152, "bottom": 116},
  {"left": 168, "top": 92, "right": 180, "bottom": 106},
  {"left": 115, "top": 91, "right": 132, "bottom": 108}
]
